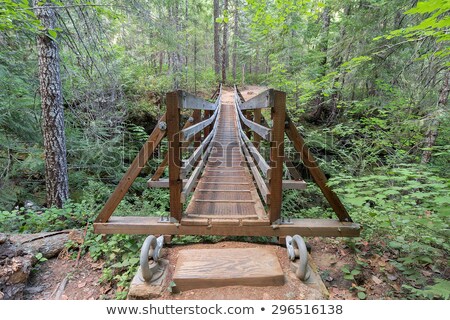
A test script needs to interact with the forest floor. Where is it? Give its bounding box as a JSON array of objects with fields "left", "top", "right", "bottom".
[{"left": 24, "top": 236, "right": 401, "bottom": 300}]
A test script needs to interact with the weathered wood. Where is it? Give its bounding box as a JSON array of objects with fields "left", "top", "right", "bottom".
[
  {"left": 167, "top": 92, "right": 182, "bottom": 221},
  {"left": 152, "top": 114, "right": 199, "bottom": 181},
  {"left": 147, "top": 179, "right": 191, "bottom": 188},
  {"left": 253, "top": 108, "right": 262, "bottom": 149},
  {"left": 95, "top": 113, "right": 167, "bottom": 223},
  {"left": 179, "top": 91, "right": 216, "bottom": 110},
  {"left": 240, "top": 130, "right": 271, "bottom": 177},
  {"left": 203, "top": 110, "right": 212, "bottom": 137},
  {"left": 240, "top": 89, "right": 274, "bottom": 110},
  {"left": 173, "top": 248, "right": 284, "bottom": 291},
  {"left": 193, "top": 109, "right": 202, "bottom": 148},
  {"left": 268, "top": 90, "right": 286, "bottom": 223},
  {"left": 94, "top": 216, "right": 361, "bottom": 237},
  {"left": 280, "top": 180, "right": 307, "bottom": 190},
  {"left": 285, "top": 115, "right": 352, "bottom": 222},
  {"left": 181, "top": 151, "right": 209, "bottom": 203},
  {"left": 195, "top": 199, "right": 255, "bottom": 203},
  {"left": 182, "top": 129, "right": 214, "bottom": 176},
  {"left": 285, "top": 157, "right": 302, "bottom": 180},
  {"left": 151, "top": 154, "right": 169, "bottom": 181},
  {"left": 240, "top": 135, "right": 270, "bottom": 203},
  {"left": 237, "top": 105, "right": 271, "bottom": 140},
  {"left": 181, "top": 107, "right": 219, "bottom": 141}
]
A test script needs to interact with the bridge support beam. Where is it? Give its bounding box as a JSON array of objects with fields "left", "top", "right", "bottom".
[
  {"left": 167, "top": 91, "right": 182, "bottom": 221},
  {"left": 268, "top": 90, "right": 286, "bottom": 223}
]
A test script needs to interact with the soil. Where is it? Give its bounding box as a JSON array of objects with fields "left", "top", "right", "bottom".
[{"left": 22, "top": 237, "right": 401, "bottom": 300}]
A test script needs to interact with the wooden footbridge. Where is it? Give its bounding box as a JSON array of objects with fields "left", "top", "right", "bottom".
[{"left": 94, "top": 85, "right": 360, "bottom": 238}]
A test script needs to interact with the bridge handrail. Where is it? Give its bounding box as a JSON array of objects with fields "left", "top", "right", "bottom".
[
  {"left": 233, "top": 87, "right": 271, "bottom": 179},
  {"left": 179, "top": 84, "right": 222, "bottom": 110},
  {"left": 180, "top": 85, "right": 222, "bottom": 140},
  {"left": 237, "top": 89, "right": 273, "bottom": 110}
]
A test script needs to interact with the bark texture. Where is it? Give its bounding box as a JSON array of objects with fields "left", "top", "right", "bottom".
[
  {"left": 34, "top": 0, "right": 69, "bottom": 208},
  {"left": 221, "top": 0, "right": 229, "bottom": 83},
  {"left": 232, "top": 0, "right": 239, "bottom": 82},
  {"left": 213, "top": 0, "right": 221, "bottom": 78},
  {"left": 421, "top": 70, "right": 450, "bottom": 164},
  {"left": 308, "top": 7, "right": 331, "bottom": 123}
]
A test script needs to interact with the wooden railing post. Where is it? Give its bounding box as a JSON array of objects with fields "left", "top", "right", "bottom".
[
  {"left": 167, "top": 91, "right": 182, "bottom": 221},
  {"left": 269, "top": 90, "right": 286, "bottom": 223}
]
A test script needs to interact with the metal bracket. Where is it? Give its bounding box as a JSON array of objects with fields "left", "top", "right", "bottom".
[
  {"left": 158, "top": 121, "right": 167, "bottom": 131},
  {"left": 273, "top": 217, "right": 294, "bottom": 225},
  {"left": 286, "top": 235, "right": 310, "bottom": 281},
  {"left": 158, "top": 215, "right": 178, "bottom": 224}
]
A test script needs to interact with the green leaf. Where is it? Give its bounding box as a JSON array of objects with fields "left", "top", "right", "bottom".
[
  {"left": 388, "top": 241, "right": 403, "bottom": 249},
  {"left": 48, "top": 29, "right": 57, "bottom": 39},
  {"left": 357, "top": 291, "right": 367, "bottom": 300}
]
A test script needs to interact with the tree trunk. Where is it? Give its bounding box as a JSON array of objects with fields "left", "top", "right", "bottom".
[
  {"left": 170, "top": 3, "right": 182, "bottom": 89},
  {"left": 232, "top": 0, "right": 239, "bottom": 83},
  {"left": 221, "top": 0, "right": 229, "bottom": 83},
  {"left": 34, "top": 0, "right": 69, "bottom": 208},
  {"left": 421, "top": 70, "right": 450, "bottom": 164},
  {"left": 308, "top": 7, "right": 331, "bottom": 123},
  {"left": 213, "top": 0, "right": 221, "bottom": 79}
]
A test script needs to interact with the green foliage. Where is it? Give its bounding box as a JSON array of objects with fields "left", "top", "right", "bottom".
[
  {"left": 328, "top": 165, "right": 449, "bottom": 297},
  {"left": 0, "top": 201, "right": 93, "bottom": 233},
  {"left": 403, "top": 279, "right": 450, "bottom": 299}
]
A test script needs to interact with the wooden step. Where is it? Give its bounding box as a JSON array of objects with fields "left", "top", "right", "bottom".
[{"left": 172, "top": 248, "right": 284, "bottom": 291}]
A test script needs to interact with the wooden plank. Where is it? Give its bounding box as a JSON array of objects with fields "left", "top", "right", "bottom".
[
  {"left": 150, "top": 154, "right": 169, "bottom": 181},
  {"left": 173, "top": 248, "right": 284, "bottom": 291},
  {"left": 167, "top": 91, "right": 182, "bottom": 221},
  {"left": 240, "top": 135, "right": 270, "bottom": 203},
  {"left": 94, "top": 113, "right": 167, "bottom": 223},
  {"left": 181, "top": 129, "right": 214, "bottom": 176},
  {"left": 180, "top": 91, "right": 215, "bottom": 110},
  {"left": 209, "top": 219, "right": 241, "bottom": 225},
  {"left": 181, "top": 107, "right": 219, "bottom": 141},
  {"left": 240, "top": 130, "right": 271, "bottom": 177},
  {"left": 268, "top": 90, "right": 286, "bottom": 223},
  {"left": 194, "top": 199, "right": 255, "bottom": 203},
  {"left": 240, "top": 89, "right": 274, "bottom": 110},
  {"left": 203, "top": 110, "right": 212, "bottom": 137},
  {"left": 151, "top": 115, "right": 199, "bottom": 181},
  {"left": 186, "top": 214, "right": 258, "bottom": 219},
  {"left": 285, "top": 115, "right": 353, "bottom": 222},
  {"left": 285, "top": 157, "right": 302, "bottom": 180},
  {"left": 280, "top": 180, "right": 307, "bottom": 190},
  {"left": 180, "top": 218, "right": 209, "bottom": 226},
  {"left": 242, "top": 219, "right": 271, "bottom": 226},
  {"left": 193, "top": 109, "right": 201, "bottom": 148},
  {"left": 94, "top": 216, "right": 361, "bottom": 237},
  {"left": 147, "top": 179, "right": 191, "bottom": 188},
  {"left": 180, "top": 135, "right": 215, "bottom": 203},
  {"left": 197, "top": 189, "right": 251, "bottom": 192}
]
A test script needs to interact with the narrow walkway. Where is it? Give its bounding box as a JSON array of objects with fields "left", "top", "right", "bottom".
[{"left": 184, "top": 96, "right": 267, "bottom": 223}]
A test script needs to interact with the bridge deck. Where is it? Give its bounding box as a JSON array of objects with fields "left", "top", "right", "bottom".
[{"left": 184, "top": 103, "right": 268, "bottom": 223}]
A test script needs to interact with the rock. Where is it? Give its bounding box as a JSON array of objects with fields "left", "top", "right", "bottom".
[
  {"left": 127, "top": 260, "right": 169, "bottom": 300},
  {"left": 0, "top": 233, "right": 7, "bottom": 245}
]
